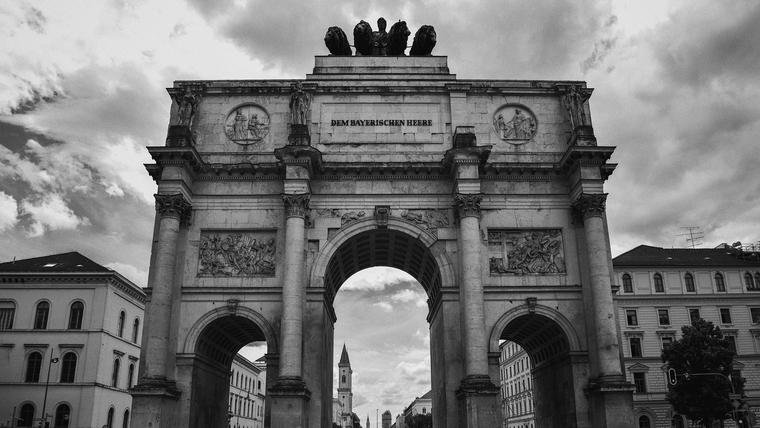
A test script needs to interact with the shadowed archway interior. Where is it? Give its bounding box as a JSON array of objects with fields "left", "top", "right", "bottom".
[
  {"left": 196, "top": 315, "right": 267, "bottom": 368},
  {"left": 324, "top": 229, "right": 441, "bottom": 309},
  {"left": 500, "top": 314, "right": 568, "bottom": 367}
]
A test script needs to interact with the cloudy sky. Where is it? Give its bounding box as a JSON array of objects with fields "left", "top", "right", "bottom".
[{"left": 2, "top": 0, "right": 760, "bottom": 420}]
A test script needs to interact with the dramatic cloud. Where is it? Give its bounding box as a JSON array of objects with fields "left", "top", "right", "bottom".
[
  {"left": 106, "top": 261, "right": 149, "bottom": 288},
  {"left": 20, "top": 194, "right": 91, "bottom": 237},
  {"left": 0, "top": 191, "right": 18, "bottom": 232}
]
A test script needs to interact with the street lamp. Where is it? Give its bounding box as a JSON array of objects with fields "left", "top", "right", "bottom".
[{"left": 40, "top": 356, "right": 59, "bottom": 428}]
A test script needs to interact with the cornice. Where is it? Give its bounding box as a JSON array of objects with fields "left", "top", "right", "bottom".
[
  {"left": 617, "top": 295, "right": 759, "bottom": 305},
  {"left": 558, "top": 145, "right": 616, "bottom": 174}
]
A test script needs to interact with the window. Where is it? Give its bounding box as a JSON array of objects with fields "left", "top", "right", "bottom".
[
  {"left": 60, "top": 352, "right": 77, "bottom": 383},
  {"left": 654, "top": 274, "right": 664, "bottom": 292},
  {"left": 745, "top": 273, "right": 757, "bottom": 290},
  {"left": 68, "top": 302, "right": 84, "bottom": 329},
  {"left": 629, "top": 337, "right": 642, "bottom": 357},
  {"left": 117, "top": 311, "right": 126, "bottom": 337},
  {"left": 422, "top": 407, "right": 426, "bottom": 414},
  {"left": 132, "top": 318, "right": 139, "bottom": 343},
  {"left": 128, "top": 363, "right": 135, "bottom": 389},
  {"left": 34, "top": 301, "right": 50, "bottom": 329},
  {"left": 715, "top": 273, "right": 725, "bottom": 292},
  {"left": 720, "top": 308, "right": 732, "bottom": 324},
  {"left": 54, "top": 404, "right": 71, "bottom": 428},
  {"left": 684, "top": 273, "right": 695, "bottom": 292},
  {"left": 25, "top": 352, "right": 42, "bottom": 382},
  {"left": 661, "top": 336, "right": 673, "bottom": 350},
  {"left": 731, "top": 370, "right": 743, "bottom": 393},
  {"left": 106, "top": 408, "right": 114, "bottom": 428},
  {"left": 725, "top": 335, "right": 737, "bottom": 354},
  {"left": 18, "top": 403, "right": 35, "bottom": 427},
  {"left": 626, "top": 310, "right": 638, "bottom": 326},
  {"left": 633, "top": 373, "right": 646, "bottom": 393},
  {"left": 122, "top": 409, "right": 129, "bottom": 428},
  {"left": 0, "top": 301, "right": 16, "bottom": 329},
  {"left": 658, "top": 309, "right": 670, "bottom": 325},
  {"left": 342, "top": 375, "right": 346, "bottom": 383},
  {"left": 756, "top": 273, "right": 760, "bottom": 289},
  {"left": 689, "top": 308, "right": 700, "bottom": 323},
  {"left": 751, "top": 308, "right": 760, "bottom": 324},
  {"left": 638, "top": 415, "right": 651, "bottom": 428},
  {"left": 112, "top": 359, "right": 121, "bottom": 388},
  {"left": 622, "top": 274, "right": 633, "bottom": 293},
  {"left": 672, "top": 414, "right": 685, "bottom": 428}
]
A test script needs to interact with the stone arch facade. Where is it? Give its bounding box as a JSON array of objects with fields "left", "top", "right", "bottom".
[
  {"left": 182, "top": 306, "right": 279, "bottom": 357},
  {"left": 488, "top": 304, "right": 582, "bottom": 355}
]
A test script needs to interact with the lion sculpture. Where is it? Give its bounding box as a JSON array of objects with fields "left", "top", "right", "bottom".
[
  {"left": 387, "top": 20, "right": 411, "bottom": 55},
  {"left": 410, "top": 25, "right": 437, "bottom": 56},
  {"left": 353, "top": 20, "right": 374, "bottom": 56},
  {"left": 324, "top": 26, "right": 352, "bottom": 56}
]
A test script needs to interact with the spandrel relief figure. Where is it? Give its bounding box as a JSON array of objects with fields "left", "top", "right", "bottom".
[
  {"left": 563, "top": 85, "right": 590, "bottom": 129},
  {"left": 489, "top": 230, "right": 565, "bottom": 275},
  {"left": 174, "top": 88, "right": 202, "bottom": 127},
  {"left": 289, "top": 81, "right": 311, "bottom": 126},
  {"left": 492, "top": 105, "right": 537, "bottom": 143}
]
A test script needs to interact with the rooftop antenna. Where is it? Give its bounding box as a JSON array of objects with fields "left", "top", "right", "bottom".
[{"left": 677, "top": 227, "right": 704, "bottom": 249}]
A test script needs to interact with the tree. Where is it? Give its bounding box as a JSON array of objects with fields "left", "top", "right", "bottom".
[
  {"left": 405, "top": 413, "right": 432, "bottom": 428},
  {"left": 661, "top": 318, "right": 745, "bottom": 427}
]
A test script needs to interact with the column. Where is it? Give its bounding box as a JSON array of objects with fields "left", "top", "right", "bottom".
[
  {"left": 572, "top": 193, "right": 623, "bottom": 379},
  {"left": 454, "top": 193, "right": 490, "bottom": 379},
  {"left": 278, "top": 193, "right": 310, "bottom": 382},
  {"left": 143, "top": 193, "right": 191, "bottom": 383}
]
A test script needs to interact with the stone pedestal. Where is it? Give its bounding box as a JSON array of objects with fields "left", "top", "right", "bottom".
[
  {"left": 456, "top": 376, "right": 501, "bottom": 428},
  {"left": 585, "top": 379, "right": 636, "bottom": 428},
  {"left": 269, "top": 378, "right": 311, "bottom": 428},
  {"left": 129, "top": 385, "right": 181, "bottom": 428}
]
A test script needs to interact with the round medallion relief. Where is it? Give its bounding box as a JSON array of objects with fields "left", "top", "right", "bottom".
[
  {"left": 225, "top": 104, "right": 270, "bottom": 145},
  {"left": 492, "top": 104, "right": 537, "bottom": 144}
]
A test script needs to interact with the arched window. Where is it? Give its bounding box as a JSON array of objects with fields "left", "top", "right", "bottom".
[
  {"left": 112, "top": 359, "right": 121, "bottom": 388},
  {"left": 132, "top": 318, "right": 140, "bottom": 343},
  {"left": 122, "top": 409, "right": 129, "bottom": 428},
  {"left": 117, "top": 311, "right": 126, "bottom": 337},
  {"left": 60, "top": 352, "right": 77, "bottom": 383},
  {"left": 128, "top": 363, "right": 135, "bottom": 389},
  {"left": 638, "top": 415, "right": 651, "bottom": 428},
  {"left": 342, "top": 375, "right": 346, "bottom": 383},
  {"left": 0, "top": 300, "right": 16, "bottom": 329},
  {"left": 25, "top": 352, "right": 43, "bottom": 382},
  {"left": 684, "top": 273, "right": 695, "bottom": 292},
  {"left": 715, "top": 273, "right": 725, "bottom": 292},
  {"left": 755, "top": 273, "right": 760, "bottom": 289},
  {"left": 54, "top": 403, "right": 71, "bottom": 428},
  {"left": 653, "top": 273, "right": 664, "bottom": 292},
  {"left": 34, "top": 301, "right": 50, "bottom": 329},
  {"left": 18, "top": 403, "right": 35, "bottom": 427},
  {"left": 744, "top": 273, "right": 755, "bottom": 289},
  {"left": 68, "top": 302, "right": 84, "bottom": 330},
  {"left": 422, "top": 407, "right": 426, "bottom": 414},
  {"left": 672, "top": 414, "right": 685, "bottom": 428},
  {"left": 622, "top": 274, "right": 633, "bottom": 293},
  {"left": 106, "top": 407, "right": 114, "bottom": 428}
]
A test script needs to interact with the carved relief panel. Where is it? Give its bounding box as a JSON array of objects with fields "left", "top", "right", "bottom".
[
  {"left": 492, "top": 104, "right": 537, "bottom": 144},
  {"left": 225, "top": 104, "right": 271, "bottom": 145},
  {"left": 488, "top": 229, "right": 566, "bottom": 275},
  {"left": 198, "top": 231, "right": 276, "bottom": 276}
]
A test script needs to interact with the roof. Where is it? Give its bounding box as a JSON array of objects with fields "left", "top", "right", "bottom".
[
  {"left": 0, "top": 252, "right": 113, "bottom": 273},
  {"left": 613, "top": 245, "right": 760, "bottom": 268},
  {"left": 339, "top": 343, "right": 351, "bottom": 365},
  {"left": 419, "top": 390, "right": 432, "bottom": 400}
]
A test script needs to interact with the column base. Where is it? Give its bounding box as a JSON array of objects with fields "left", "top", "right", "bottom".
[
  {"left": 269, "top": 376, "right": 311, "bottom": 428},
  {"left": 129, "top": 377, "right": 181, "bottom": 428},
  {"left": 456, "top": 375, "right": 501, "bottom": 428},
  {"left": 584, "top": 376, "right": 636, "bottom": 428}
]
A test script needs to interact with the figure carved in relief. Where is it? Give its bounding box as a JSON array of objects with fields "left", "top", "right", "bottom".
[
  {"left": 232, "top": 109, "right": 247, "bottom": 139},
  {"left": 174, "top": 88, "right": 202, "bottom": 127},
  {"left": 372, "top": 18, "right": 388, "bottom": 55},
  {"left": 494, "top": 109, "right": 536, "bottom": 140},
  {"left": 489, "top": 230, "right": 565, "bottom": 275},
  {"left": 289, "top": 82, "right": 311, "bottom": 125},
  {"left": 563, "top": 85, "right": 589, "bottom": 129},
  {"left": 199, "top": 234, "right": 276, "bottom": 276},
  {"left": 401, "top": 210, "right": 449, "bottom": 232},
  {"left": 341, "top": 211, "right": 365, "bottom": 225}
]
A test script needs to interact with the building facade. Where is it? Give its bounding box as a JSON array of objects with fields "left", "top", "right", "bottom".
[
  {"left": 228, "top": 354, "right": 266, "bottom": 428},
  {"left": 499, "top": 341, "right": 534, "bottom": 428},
  {"left": 0, "top": 252, "right": 145, "bottom": 428},
  {"left": 613, "top": 244, "right": 760, "bottom": 428},
  {"left": 400, "top": 390, "right": 432, "bottom": 426}
]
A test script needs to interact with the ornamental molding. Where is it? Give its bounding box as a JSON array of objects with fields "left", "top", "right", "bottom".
[
  {"left": 282, "top": 194, "right": 310, "bottom": 218},
  {"left": 453, "top": 193, "right": 483, "bottom": 220},
  {"left": 571, "top": 193, "right": 607, "bottom": 221}
]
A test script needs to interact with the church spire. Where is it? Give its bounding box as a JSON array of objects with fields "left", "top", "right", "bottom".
[{"left": 340, "top": 343, "right": 351, "bottom": 365}]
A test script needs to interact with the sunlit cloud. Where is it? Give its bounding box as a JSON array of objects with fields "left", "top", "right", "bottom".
[{"left": 0, "top": 191, "right": 19, "bottom": 232}]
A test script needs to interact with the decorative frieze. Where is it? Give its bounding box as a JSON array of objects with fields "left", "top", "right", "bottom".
[
  {"left": 198, "top": 232, "right": 276, "bottom": 277},
  {"left": 154, "top": 194, "right": 192, "bottom": 224},
  {"left": 401, "top": 209, "right": 450, "bottom": 232},
  {"left": 571, "top": 193, "right": 608, "bottom": 221},
  {"left": 488, "top": 229, "right": 566, "bottom": 275},
  {"left": 340, "top": 211, "right": 365, "bottom": 225},
  {"left": 453, "top": 193, "right": 483, "bottom": 220},
  {"left": 282, "top": 194, "right": 310, "bottom": 219}
]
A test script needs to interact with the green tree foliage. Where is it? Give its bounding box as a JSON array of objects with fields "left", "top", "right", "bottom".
[
  {"left": 405, "top": 413, "right": 432, "bottom": 428},
  {"left": 661, "top": 318, "right": 744, "bottom": 427}
]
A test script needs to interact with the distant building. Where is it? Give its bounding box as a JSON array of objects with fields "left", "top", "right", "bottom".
[
  {"left": 336, "top": 344, "right": 354, "bottom": 428},
  {"left": 499, "top": 341, "right": 534, "bottom": 428},
  {"left": 228, "top": 354, "right": 266, "bottom": 428},
  {"left": 613, "top": 244, "right": 760, "bottom": 427},
  {"left": 0, "top": 252, "right": 145, "bottom": 428},
  {"left": 402, "top": 390, "right": 432, "bottom": 424},
  {"left": 382, "top": 410, "right": 392, "bottom": 428}
]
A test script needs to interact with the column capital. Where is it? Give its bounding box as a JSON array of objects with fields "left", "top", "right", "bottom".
[
  {"left": 154, "top": 193, "right": 192, "bottom": 223},
  {"left": 282, "top": 193, "right": 310, "bottom": 218},
  {"left": 571, "top": 193, "right": 607, "bottom": 221},
  {"left": 453, "top": 193, "right": 483, "bottom": 220}
]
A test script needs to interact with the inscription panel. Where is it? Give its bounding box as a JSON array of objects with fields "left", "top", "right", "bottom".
[
  {"left": 198, "top": 231, "right": 276, "bottom": 277},
  {"left": 319, "top": 102, "right": 444, "bottom": 144}
]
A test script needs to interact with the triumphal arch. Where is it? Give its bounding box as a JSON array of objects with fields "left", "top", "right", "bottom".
[{"left": 131, "top": 23, "right": 635, "bottom": 428}]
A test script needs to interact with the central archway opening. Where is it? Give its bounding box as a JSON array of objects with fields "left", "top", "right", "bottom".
[{"left": 322, "top": 228, "right": 445, "bottom": 427}]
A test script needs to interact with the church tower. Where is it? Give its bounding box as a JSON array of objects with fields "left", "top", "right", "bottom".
[{"left": 337, "top": 344, "right": 353, "bottom": 428}]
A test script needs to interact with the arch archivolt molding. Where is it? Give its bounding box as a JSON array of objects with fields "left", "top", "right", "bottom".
[
  {"left": 182, "top": 305, "right": 278, "bottom": 355},
  {"left": 309, "top": 216, "right": 456, "bottom": 292},
  {"left": 488, "top": 303, "right": 582, "bottom": 354}
]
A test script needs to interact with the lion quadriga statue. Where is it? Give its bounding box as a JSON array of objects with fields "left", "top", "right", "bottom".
[
  {"left": 353, "top": 20, "right": 373, "bottom": 56},
  {"left": 410, "top": 25, "right": 436, "bottom": 56},
  {"left": 387, "top": 20, "right": 411, "bottom": 56},
  {"left": 324, "top": 26, "right": 352, "bottom": 56}
]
